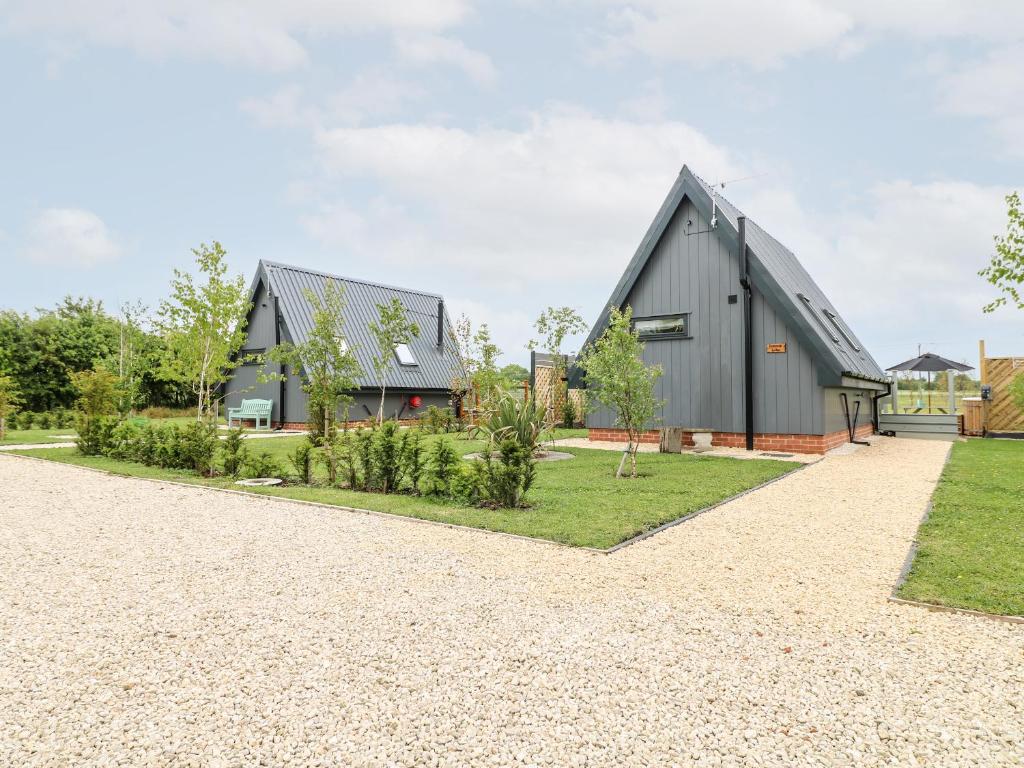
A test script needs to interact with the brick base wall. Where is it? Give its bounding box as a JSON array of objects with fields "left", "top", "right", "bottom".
[
  {"left": 586, "top": 428, "right": 663, "bottom": 445},
  {"left": 588, "top": 422, "right": 874, "bottom": 454},
  {"left": 266, "top": 418, "right": 423, "bottom": 431}
]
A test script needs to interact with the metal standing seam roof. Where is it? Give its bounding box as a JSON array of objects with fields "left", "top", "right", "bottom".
[
  {"left": 580, "top": 165, "right": 886, "bottom": 384},
  {"left": 254, "top": 260, "right": 462, "bottom": 392}
]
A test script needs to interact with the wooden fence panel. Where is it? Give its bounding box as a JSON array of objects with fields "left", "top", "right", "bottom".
[{"left": 985, "top": 357, "right": 1024, "bottom": 432}]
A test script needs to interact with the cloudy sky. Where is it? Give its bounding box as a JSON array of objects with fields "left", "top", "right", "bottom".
[{"left": 2, "top": 1, "right": 1022, "bottom": 368}]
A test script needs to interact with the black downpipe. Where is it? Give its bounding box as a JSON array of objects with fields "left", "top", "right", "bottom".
[
  {"left": 437, "top": 299, "right": 444, "bottom": 348},
  {"left": 840, "top": 392, "right": 871, "bottom": 445},
  {"left": 275, "top": 295, "right": 286, "bottom": 429},
  {"left": 871, "top": 382, "right": 891, "bottom": 433},
  {"left": 739, "top": 216, "right": 754, "bottom": 451}
]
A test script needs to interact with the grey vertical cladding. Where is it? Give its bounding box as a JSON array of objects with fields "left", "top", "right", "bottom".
[
  {"left": 589, "top": 200, "right": 746, "bottom": 432},
  {"left": 586, "top": 198, "right": 827, "bottom": 436},
  {"left": 246, "top": 281, "right": 277, "bottom": 350},
  {"left": 750, "top": 286, "right": 823, "bottom": 435}
]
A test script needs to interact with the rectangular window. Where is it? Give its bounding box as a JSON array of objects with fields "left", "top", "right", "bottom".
[
  {"left": 633, "top": 314, "right": 690, "bottom": 339},
  {"left": 822, "top": 309, "right": 861, "bottom": 352},
  {"left": 394, "top": 343, "right": 417, "bottom": 366},
  {"left": 796, "top": 293, "right": 840, "bottom": 343}
]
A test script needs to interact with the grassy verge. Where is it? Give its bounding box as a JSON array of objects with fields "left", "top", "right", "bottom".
[
  {"left": 898, "top": 439, "right": 1024, "bottom": 616},
  {"left": 0, "top": 428, "right": 78, "bottom": 446},
  {"left": 12, "top": 434, "right": 798, "bottom": 550}
]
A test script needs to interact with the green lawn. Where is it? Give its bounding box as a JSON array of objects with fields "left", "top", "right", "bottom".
[
  {"left": 898, "top": 439, "right": 1024, "bottom": 616},
  {"left": 13, "top": 431, "right": 798, "bottom": 550},
  {"left": 0, "top": 428, "right": 78, "bottom": 446}
]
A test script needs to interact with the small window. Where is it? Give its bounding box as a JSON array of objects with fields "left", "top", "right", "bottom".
[
  {"left": 796, "top": 294, "right": 839, "bottom": 343},
  {"left": 395, "top": 343, "right": 417, "bottom": 366},
  {"left": 634, "top": 314, "right": 690, "bottom": 338},
  {"left": 822, "top": 309, "right": 861, "bottom": 352}
]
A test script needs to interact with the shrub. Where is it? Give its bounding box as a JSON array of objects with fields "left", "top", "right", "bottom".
[
  {"left": 155, "top": 425, "right": 183, "bottom": 468},
  {"left": 353, "top": 428, "right": 374, "bottom": 491},
  {"left": 289, "top": 439, "right": 314, "bottom": 485},
  {"left": 179, "top": 421, "right": 219, "bottom": 475},
  {"left": 426, "top": 438, "right": 459, "bottom": 497},
  {"left": 13, "top": 411, "right": 33, "bottom": 430},
  {"left": 244, "top": 451, "right": 282, "bottom": 479},
  {"left": 419, "top": 404, "right": 456, "bottom": 434},
  {"left": 318, "top": 436, "right": 345, "bottom": 486},
  {"left": 36, "top": 411, "right": 53, "bottom": 429},
  {"left": 137, "top": 425, "right": 161, "bottom": 466},
  {"left": 75, "top": 414, "right": 118, "bottom": 456},
  {"left": 561, "top": 398, "right": 576, "bottom": 429},
  {"left": 220, "top": 427, "right": 248, "bottom": 477},
  {"left": 371, "top": 421, "right": 404, "bottom": 492},
  {"left": 451, "top": 462, "right": 483, "bottom": 504},
  {"left": 106, "top": 420, "right": 143, "bottom": 461},
  {"left": 402, "top": 430, "right": 426, "bottom": 494},
  {"left": 53, "top": 409, "right": 72, "bottom": 429},
  {"left": 471, "top": 394, "right": 547, "bottom": 454},
  {"left": 475, "top": 439, "right": 536, "bottom": 508}
]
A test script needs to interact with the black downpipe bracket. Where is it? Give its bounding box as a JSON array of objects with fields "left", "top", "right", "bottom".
[
  {"left": 870, "top": 382, "right": 891, "bottom": 433},
  {"left": 739, "top": 216, "right": 754, "bottom": 451},
  {"left": 840, "top": 392, "right": 871, "bottom": 446}
]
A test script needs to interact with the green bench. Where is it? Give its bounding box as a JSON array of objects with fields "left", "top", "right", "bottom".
[{"left": 227, "top": 399, "right": 273, "bottom": 430}]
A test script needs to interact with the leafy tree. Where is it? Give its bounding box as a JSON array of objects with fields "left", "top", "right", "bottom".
[
  {"left": 157, "top": 242, "right": 251, "bottom": 422},
  {"left": 527, "top": 306, "right": 587, "bottom": 424},
  {"left": 368, "top": 297, "right": 420, "bottom": 424},
  {"left": 500, "top": 363, "right": 529, "bottom": 388},
  {"left": 267, "top": 281, "right": 361, "bottom": 443},
  {"left": 0, "top": 375, "right": 22, "bottom": 440},
  {"left": 980, "top": 191, "right": 1024, "bottom": 312},
  {"left": 452, "top": 314, "right": 503, "bottom": 414},
  {"left": 579, "top": 305, "right": 664, "bottom": 479}
]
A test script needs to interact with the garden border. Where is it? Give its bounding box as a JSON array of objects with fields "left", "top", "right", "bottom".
[
  {"left": 3, "top": 449, "right": 807, "bottom": 554},
  {"left": 887, "top": 441, "right": 1024, "bottom": 625}
]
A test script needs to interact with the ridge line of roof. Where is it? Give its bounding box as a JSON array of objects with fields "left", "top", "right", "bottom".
[{"left": 261, "top": 260, "right": 444, "bottom": 301}]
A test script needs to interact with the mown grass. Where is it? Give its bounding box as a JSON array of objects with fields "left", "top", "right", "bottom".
[
  {"left": 0, "top": 428, "right": 78, "bottom": 446},
  {"left": 898, "top": 438, "right": 1024, "bottom": 616},
  {"left": 13, "top": 430, "right": 798, "bottom": 550}
]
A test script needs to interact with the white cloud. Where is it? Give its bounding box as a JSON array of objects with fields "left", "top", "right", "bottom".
[
  {"left": 2, "top": 0, "right": 473, "bottom": 71},
  {"left": 734, "top": 178, "right": 1010, "bottom": 364},
  {"left": 294, "top": 108, "right": 743, "bottom": 354},
  {"left": 937, "top": 45, "right": 1024, "bottom": 157},
  {"left": 395, "top": 34, "right": 496, "bottom": 85},
  {"left": 22, "top": 208, "right": 123, "bottom": 268}
]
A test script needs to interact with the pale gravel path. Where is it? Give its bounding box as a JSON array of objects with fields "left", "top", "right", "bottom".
[{"left": 0, "top": 438, "right": 1021, "bottom": 767}]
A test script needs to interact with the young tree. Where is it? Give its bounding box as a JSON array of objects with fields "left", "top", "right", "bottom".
[
  {"left": 70, "top": 366, "right": 121, "bottom": 455},
  {"left": 0, "top": 375, "right": 22, "bottom": 440},
  {"left": 116, "top": 301, "right": 149, "bottom": 416},
  {"left": 527, "top": 306, "right": 588, "bottom": 424},
  {"left": 452, "top": 314, "right": 503, "bottom": 415},
  {"left": 368, "top": 297, "right": 420, "bottom": 424},
  {"left": 157, "top": 242, "right": 251, "bottom": 422},
  {"left": 579, "top": 305, "right": 664, "bottom": 479},
  {"left": 267, "top": 281, "right": 362, "bottom": 443}
]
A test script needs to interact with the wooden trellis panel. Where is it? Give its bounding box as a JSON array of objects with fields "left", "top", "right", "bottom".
[
  {"left": 533, "top": 361, "right": 585, "bottom": 425},
  {"left": 985, "top": 357, "right": 1024, "bottom": 432}
]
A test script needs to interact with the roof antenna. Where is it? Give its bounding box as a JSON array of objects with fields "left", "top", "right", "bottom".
[{"left": 710, "top": 172, "right": 768, "bottom": 229}]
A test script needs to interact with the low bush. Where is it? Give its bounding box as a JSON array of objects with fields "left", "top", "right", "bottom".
[
  {"left": 220, "top": 428, "right": 248, "bottom": 477},
  {"left": 426, "top": 438, "right": 459, "bottom": 497},
  {"left": 106, "top": 420, "right": 143, "bottom": 461},
  {"left": 36, "top": 412, "right": 53, "bottom": 429},
  {"left": 561, "top": 399, "right": 577, "bottom": 429},
  {"left": 76, "top": 414, "right": 118, "bottom": 456},
  {"left": 474, "top": 440, "right": 536, "bottom": 508},
  {"left": 419, "top": 404, "right": 457, "bottom": 434},
  {"left": 138, "top": 406, "right": 194, "bottom": 420},
  {"left": 244, "top": 451, "right": 282, "bottom": 479},
  {"left": 471, "top": 394, "right": 547, "bottom": 454},
  {"left": 289, "top": 439, "right": 314, "bottom": 485},
  {"left": 179, "top": 421, "right": 219, "bottom": 476}
]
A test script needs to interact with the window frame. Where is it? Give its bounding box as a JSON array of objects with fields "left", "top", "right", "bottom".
[
  {"left": 631, "top": 312, "right": 692, "bottom": 341},
  {"left": 796, "top": 293, "right": 840, "bottom": 344},
  {"left": 821, "top": 308, "right": 861, "bottom": 352},
  {"left": 394, "top": 343, "right": 418, "bottom": 366}
]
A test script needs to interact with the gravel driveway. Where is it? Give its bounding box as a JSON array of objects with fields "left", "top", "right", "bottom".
[{"left": 1, "top": 438, "right": 1021, "bottom": 767}]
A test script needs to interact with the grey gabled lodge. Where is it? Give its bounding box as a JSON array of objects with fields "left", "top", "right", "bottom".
[
  {"left": 226, "top": 261, "right": 460, "bottom": 428},
  {"left": 580, "top": 165, "right": 888, "bottom": 454}
]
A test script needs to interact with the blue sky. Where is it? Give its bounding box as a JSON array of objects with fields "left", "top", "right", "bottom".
[{"left": 2, "top": 1, "right": 1022, "bottom": 369}]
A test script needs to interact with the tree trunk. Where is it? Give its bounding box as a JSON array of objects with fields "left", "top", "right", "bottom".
[
  {"left": 616, "top": 442, "right": 631, "bottom": 479},
  {"left": 378, "top": 385, "right": 387, "bottom": 425},
  {"left": 0, "top": 415, "right": 5, "bottom": 441}
]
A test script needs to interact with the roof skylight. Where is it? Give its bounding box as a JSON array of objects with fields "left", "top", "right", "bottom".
[
  {"left": 822, "top": 309, "right": 860, "bottom": 352},
  {"left": 395, "top": 343, "right": 417, "bottom": 366},
  {"left": 796, "top": 293, "right": 840, "bottom": 344}
]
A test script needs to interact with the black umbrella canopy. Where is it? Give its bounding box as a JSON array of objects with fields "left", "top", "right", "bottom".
[{"left": 886, "top": 352, "right": 974, "bottom": 373}]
